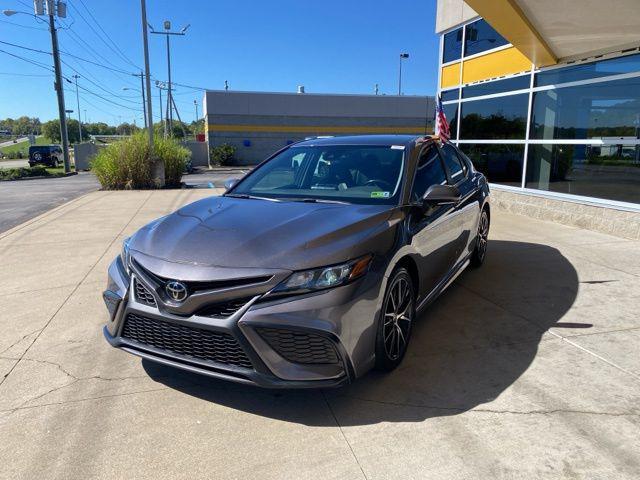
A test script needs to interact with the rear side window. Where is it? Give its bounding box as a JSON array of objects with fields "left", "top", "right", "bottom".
[
  {"left": 410, "top": 145, "right": 447, "bottom": 202},
  {"left": 439, "top": 144, "right": 466, "bottom": 183}
]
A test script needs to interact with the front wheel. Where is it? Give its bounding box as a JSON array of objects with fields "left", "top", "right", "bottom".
[
  {"left": 470, "top": 208, "right": 490, "bottom": 268},
  {"left": 374, "top": 267, "right": 415, "bottom": 372}
]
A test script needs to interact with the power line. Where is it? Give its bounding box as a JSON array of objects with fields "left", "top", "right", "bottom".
[
  {"left": 0, "top": 18, "right": 48, "bottom": 31},
  {"left": 0, "top": 48, "right": 54, "bottom": 73},
  {"left": 72, "top": 0, "right": 141, "bottom": 70}
]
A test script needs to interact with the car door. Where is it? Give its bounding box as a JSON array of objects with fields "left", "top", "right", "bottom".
[
  {"left": 437, "top": 143, "right": 479, "bottom": 268},
  {"left": 407, "top": 143, "right": 462, "bottom": 298}
]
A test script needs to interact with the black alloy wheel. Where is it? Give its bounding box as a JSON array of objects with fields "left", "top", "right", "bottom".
[{"left": 375, "top": 267, "right": 415, "bottom": 371}]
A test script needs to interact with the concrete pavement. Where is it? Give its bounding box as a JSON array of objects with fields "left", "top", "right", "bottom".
[{"left": 0, "top": 190, "right": 639, "bottom": 479}]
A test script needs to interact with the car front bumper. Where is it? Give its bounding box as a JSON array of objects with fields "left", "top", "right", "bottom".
[{"left": 102, "top": 256, "right": 384, "bottom": 388}]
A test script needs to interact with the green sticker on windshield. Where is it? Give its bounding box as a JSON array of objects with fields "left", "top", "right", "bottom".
[{"left": 371, "top": 191, "right": 390, "bottom": 198}]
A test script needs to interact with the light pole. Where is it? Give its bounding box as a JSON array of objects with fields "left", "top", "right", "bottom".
[
  {"left": 155, "top": 81, "right": 168, "bottom": 137},
  {"left": 398, "top": 53, "right": 409, "bottom": 96},
  {"left": 72, "top": 74, "right": 82, "bottom": 142},
  {"left": 4, "top": 3, "right": 71, "bottom": 172},
  {"left": 123, "top": 84, "right": 147, "bottom": 129},
  {"left": 150, "top": 21, "right": 190, "bottom": 137},
  {"left": 194, "top": 99, "right": 199, "bottom": 124}
]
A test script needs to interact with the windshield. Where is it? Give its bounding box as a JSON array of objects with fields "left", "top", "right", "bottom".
[{"left": 230, "top": 144, "right": 405, "bottom": 205}]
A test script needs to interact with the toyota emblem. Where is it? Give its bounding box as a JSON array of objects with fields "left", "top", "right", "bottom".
[{"left": 165, "top": 281, "right": 188, "bottom": 302}]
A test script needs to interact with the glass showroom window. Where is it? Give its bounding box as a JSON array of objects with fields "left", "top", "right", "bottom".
[
  {"left": 443, "top": 27, "right": 463, "bottom": 63},
  {"left": 526, "top": 144, "right": 640, "bottom": 204},
  {"left": 440, "top": 88, "right": 459, "bottom": 102},
  {"left": 464, "top": 19, "right": 508, "bottom": 57},
  {"left": 442, "top": 103, "right": 459, "bottom": 140},
  {"left": 460, "top": 93, "right": 528, "bottom": 139},
  {"left": 535, "top": 53, "right": 640, "bottom": 87},
  {"left": 530, "top": 76, "right": 640, "bottom": 140},
  {"left": 462, "top": 75, "right": 529, "bottom": 99},
  {"left": 460, "top": 144, "right": 524, "bottom": 187}
]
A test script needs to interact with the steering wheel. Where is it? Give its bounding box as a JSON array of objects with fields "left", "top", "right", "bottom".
[{"left": 365, "top": 179, "right": 393, "bottom": 190}]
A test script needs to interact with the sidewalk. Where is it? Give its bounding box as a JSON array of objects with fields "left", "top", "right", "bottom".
[{"left": 0, "top": 189, "right": 639, "bottom": 479}]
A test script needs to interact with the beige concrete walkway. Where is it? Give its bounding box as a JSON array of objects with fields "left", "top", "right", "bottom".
[{"left": 0, "top": 190, "right": 639, "bottom": 480}]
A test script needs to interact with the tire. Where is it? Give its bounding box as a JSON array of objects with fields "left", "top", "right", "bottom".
[
  {"left": 374, "top": 267, "right": 415, "bottom": 372},
  {"left": 470, "top": 208, "right": 490, "bottom": 268},
  {"left": 52, "top": 158, "right": 59, "bottom": 168}
]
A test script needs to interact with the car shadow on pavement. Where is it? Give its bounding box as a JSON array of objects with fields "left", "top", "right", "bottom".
[{"left": 144, "top": 240, "right": 583, "bottom": 426}]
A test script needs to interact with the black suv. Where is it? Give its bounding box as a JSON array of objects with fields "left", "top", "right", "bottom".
[{"left": 29, "top": 145, "right": 63, "bottom": 168}]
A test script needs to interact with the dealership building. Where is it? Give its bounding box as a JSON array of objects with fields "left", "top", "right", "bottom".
[
  {"left": 436, "top": 0, "right": 640, "bottom": 239},
  {"left": 203, "top": 90, "right": 434, "bottom": 164}
]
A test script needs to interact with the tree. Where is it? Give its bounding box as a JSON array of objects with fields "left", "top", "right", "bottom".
[
  {"left": 41, "top": 119, "right": 91, "bottom": 143},
  {"left": 42, "top": 119, "right": 61, "bottom": 142}
]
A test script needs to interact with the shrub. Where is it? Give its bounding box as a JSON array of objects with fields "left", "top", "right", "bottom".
[
  {"left": 0, "top": 166, "right": 50, "bottom": 181},
  {"left": 91, "top": 132, "right": 190, "bottom": 189},
  {"left": 210, "top": 143, "right": 236, "bottom": 167}
]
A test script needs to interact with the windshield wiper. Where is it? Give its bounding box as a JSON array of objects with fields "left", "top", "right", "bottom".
[
  {"left": 287, "top": 197, "right": 350, "bottom": 205},
  {"left": 224, "top": 193, "right": 281, "bottom": 202}
]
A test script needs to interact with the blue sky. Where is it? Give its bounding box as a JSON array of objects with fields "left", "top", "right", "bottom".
[{"left": 0, "top": 0, "right": 439, "bottom": 124}]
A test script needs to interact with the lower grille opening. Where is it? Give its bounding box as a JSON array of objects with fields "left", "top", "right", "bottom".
[
  {"left": 122, "top": 313, "right": 253, "bottom": 369},
  {"left": 256, "top": 327, "right": 340, "bottom": 365}
]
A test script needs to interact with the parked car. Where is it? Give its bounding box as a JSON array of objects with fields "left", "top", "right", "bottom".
[
  {"left": 28, "top": 145, "right": 63, "bottom": 168},
  {"left": 102, "top": 135, "right": 490, "bottom": 388}
]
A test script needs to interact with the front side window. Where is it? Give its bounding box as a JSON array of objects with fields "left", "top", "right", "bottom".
[
  {"left": 231, "top": 145, "right": 405, "bottom": 205},
  {"left": 439, "top": 144, "right": 465, "bottom": 182},
  {"left": 410, "top": 145, "right": 447, "bottom": 202}
]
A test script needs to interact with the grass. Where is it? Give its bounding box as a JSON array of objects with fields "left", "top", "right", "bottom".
[{"left": 0, "top": 136, "right": 50, "bottom": 158}]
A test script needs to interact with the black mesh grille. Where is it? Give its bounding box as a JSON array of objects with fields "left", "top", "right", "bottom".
[
  {"left": 256, "top": 327, "right": 340, "bottom": 365},
  {"left": 134, "top": 279, "right": 156, "bottom": 307},
  {"left": 122, "top": 313, "right": 253, "bottom": 369},
  {"left": 196, "top": 297, "right": 252, "bottom": 318}
]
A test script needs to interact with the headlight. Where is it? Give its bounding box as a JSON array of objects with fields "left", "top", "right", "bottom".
[
  {"left": 271, "top": 255, "right": 372, "bottom": 295},
  {"left": 120, "top": 237, "right": 132, "bottom": 273}
]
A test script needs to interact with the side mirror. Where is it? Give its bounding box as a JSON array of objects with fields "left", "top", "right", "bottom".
[
  {"left": 224, "top": 178, "right": 240, "bottom": 190},
  {"left": 421, "top": 184, "right": 461, "bottom": 209}
]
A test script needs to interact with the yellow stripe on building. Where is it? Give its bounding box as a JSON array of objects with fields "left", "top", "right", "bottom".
[
  {"left": 462, "top": 46, "right": 531, "bottom": 84},
  {"left": 207, "top": 124, "right": 428, "bottom": 134},
  {"left": 440, "top": 62, "right": 461, "bottom": 89}
]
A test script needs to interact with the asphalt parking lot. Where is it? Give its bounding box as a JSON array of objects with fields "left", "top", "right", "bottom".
[{"left": 0, "top": 189, "right": 639, "bottom": 479}]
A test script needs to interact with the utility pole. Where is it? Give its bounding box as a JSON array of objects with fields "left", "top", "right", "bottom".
[
  {"left": 39, "top": 0, "right": 71, "bottom": 173},
  {"left": 150, "top": 20, "right": 190, "bottom": 137},
  {"left": 156, "top": 81, "right": 167, "bottom": 137},
  {"left": 398, "top": 53, "right": 409, "bottom": 96},
  {"left": 194, "top": 99, "right": 198, "bottom": 124},
  {"left": 72, "top": 74, "right": 82, "bottom": 142}
]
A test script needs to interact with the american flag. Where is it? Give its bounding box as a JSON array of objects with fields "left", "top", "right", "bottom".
[{"left": 435, "top": 96, "right": 450, "bottom": 142}]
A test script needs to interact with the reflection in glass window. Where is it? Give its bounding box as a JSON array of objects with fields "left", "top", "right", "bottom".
[
  {"left": 530, "top": 76, "right": 640, "bottom": 140},
  {"left": 441, "top": 88, "right": 459, "bottom": 102},
  {"left": 443, "top": 27, "right": 463, "bottom": 63},
  {"left": 462, "top": 75, "right": 529, "bottom": 99},
  {"left": 535, "top": 53, "right": 640, "bottom": 87},
  {"left": 460, "top": 94, "right": 528, "bottom": 139},
  {"left": 439, "top": 144, "right": 465, "bottom": 181},
  {"left": 464, "top": 19, "right": 508, "bottom": 57},
  {"left": 442, "top": 103, "right": 459, "bottom": 140},
  {"left": 411, "top": 146, "right": 447, "bottom": 202},
  {"left": 526, "top": 144, "right": 640, "bottom": 204},
  {"left": 460, "top": 144, "right": 524, "bottom": 186}
]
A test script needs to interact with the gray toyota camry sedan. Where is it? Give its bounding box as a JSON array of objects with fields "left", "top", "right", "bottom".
[{"left": 103, "top": 135, "right": 490, "bottom": 388}]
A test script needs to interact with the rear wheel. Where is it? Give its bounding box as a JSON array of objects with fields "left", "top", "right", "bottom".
[
  {"left": 374, "top": 267, "right": 415, "bottom": 372},
  {"left": 52, "top": 158, "right": 59, "bottom": 168},
  {"left": 471, "top": 208, "right": 490, "bottom": 268}
]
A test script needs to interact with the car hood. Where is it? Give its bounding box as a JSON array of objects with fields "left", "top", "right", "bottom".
[{"left": 130, "top": 196, "right": 396, "bottom": 270}]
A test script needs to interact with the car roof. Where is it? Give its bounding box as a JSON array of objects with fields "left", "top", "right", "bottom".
[{"left": 292, "top": 134, "right": 435, "bottom": 148}]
